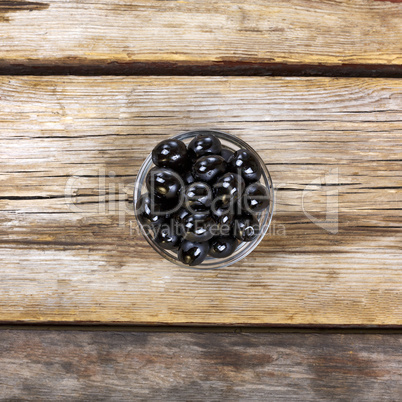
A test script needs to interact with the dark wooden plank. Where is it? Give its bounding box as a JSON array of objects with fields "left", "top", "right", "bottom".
[{"left": 0, "top": 330, "right": 400, "bottom": 400}]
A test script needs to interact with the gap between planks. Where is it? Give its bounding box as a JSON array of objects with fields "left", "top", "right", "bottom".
[{"left": 0, "top": 61, "right": 401, "bottom": 78}]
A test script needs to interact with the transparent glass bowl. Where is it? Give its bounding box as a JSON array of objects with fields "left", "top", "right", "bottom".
[{"left": 134, "top": 130, "right": 274, "bottom": 269}]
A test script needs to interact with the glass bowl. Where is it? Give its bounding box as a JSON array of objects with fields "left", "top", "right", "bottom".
[{"left": 134, "top": 130, "right": 274, "bottom": 269}]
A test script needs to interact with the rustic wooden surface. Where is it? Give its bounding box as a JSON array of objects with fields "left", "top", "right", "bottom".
[
  {"left": 1, "top": 1, "right": 401, "bottom": 399},
  {"left": 0, "top": 330, "right": 400, "bottom": 400},
  {"left": 0, "top": 0, "right": 401, "bottom": 71},
  {"left": 0, "top": 76, "right": 401, "bottom": 325}
]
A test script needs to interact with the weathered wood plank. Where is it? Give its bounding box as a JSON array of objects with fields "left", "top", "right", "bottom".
[
  {"left": 0, "top": 76, "right": 401, "bottom": 325},
  {"left": 0, "top": 330, "right": 400, "bottom": 400},
  {"left": 0, "top": 1, "right": 401, "bottom": 70}
]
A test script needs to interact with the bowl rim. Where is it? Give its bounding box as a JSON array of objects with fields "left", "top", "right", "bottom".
[{"left": 134, "top": 130, "right": 275, "bottom": 270}]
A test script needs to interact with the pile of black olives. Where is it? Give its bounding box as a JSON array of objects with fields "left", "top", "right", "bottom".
[{"left": 136, "top": 131, "right": 270, "bottom": 266}]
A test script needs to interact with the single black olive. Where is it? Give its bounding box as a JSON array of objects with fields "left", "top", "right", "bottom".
[
  {"left": 182, "top": 212, "right": 215, "bottom": 242},
  {"left": 229, "top": 148, "right": 262, "bottom": 183},
  {"left": 233, "top": 214, "right": 260, "bottom": 242},
  {"left": 188, "top": 131, "right": 222, "bottom": 160},
  {"left": 146, "top": 167, "right": 183, "bottom": 202},
  {"left": 178, "top": 240, "right": 210, "bottom": 266},
  {"left": 243, "top": 183, "right": 270, "bottom": 213},
  {"left": 136, "top": 193, "right": 167, "bottom": 227},
  {"left": 211, "top": 193, "right": 243, "bottom": 220},
  {"left": 221, "top": 148, "right": 234, "bottom": 163},
  {"left": 209, "top": 236, "right": 238, "bottom": 258},
  {"left": 154, "top": 223, "right": 181, "bottom": 250},
  {"left": 192, "top": 155, "right": 227, "bottom": 183},
  {"left": 213, "top": 211, "right": 234, "bottom": 237},
  {"left": 184, "top": 181, "right": 213, "bottom": 211},
  {"left": 213, "top": 172, "right": 245, "bottom": 206},
  {"left": 152, "top": 138, "right": 188, "bottom": 171},
  {"left": 183, "top": 170, "right": 195, "bottom": 185},
  {"left": 174, "top": 207, "right": 191, "bottom": 225},
  {"left": 211, "top": 199, "right": 234, "bottom": 219},
  {"left": 172, "top": 208, "right": 192, "bottom": 236}
]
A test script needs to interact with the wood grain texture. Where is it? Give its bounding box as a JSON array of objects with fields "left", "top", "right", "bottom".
[
  {"left": 0, "top": 330, "right": 401, "bottom": 400},
  {"left": 0, "top": 0, "right": 401, "bottom": 69},
  {"left": 0, "top": 76, "right": 401, "bottom": 325}
]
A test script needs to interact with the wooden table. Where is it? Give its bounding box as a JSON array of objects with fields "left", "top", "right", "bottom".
[{"left": 0, "top": 0, "right": 401, "bottom": 399}]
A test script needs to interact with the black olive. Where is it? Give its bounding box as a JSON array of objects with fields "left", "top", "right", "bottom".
[
  {"left": 184, "top": 181, "right": 212, "bottom": 211},
  {"left": 193, "top": 155, "right": 227, "bottom": 183},
  {"left": 146, "top": 167, "right": 183, "bottom": 202},
  {"left": 213, "top": 211, "right": 234, "bottom": 237},
  {"left": 183, "top": 170, "right": 195, "bottom": 185},
  {"left": 211, "top": 194, "right": 243, "bottom": 220},
  {"left": 178, "top": 240, "right": 210, "bottom": 266},
  {"left": 136, "top": 193, "right": 167, "bottom": 227},
  {"left": 210, "top": 198, "right": 243, "bottom": 227},
  {"left": 172, "top": 208, "right": 192, "bottom": 236},
  {"left": 188, "top": 131, "right": 222, "bottom": 160},
  {"left": 152, "top": 139, "right": 188, "bottom": 171},
  {"left": 174, "top": 209, "right": 211, "bottom": 238},
  {"left": 154, "top": 223, "right": 181, "bottom": 250},
  {"left": 229, "top": 149, "right": 262, "bottom": 183},
  {"left": 209, "top": 236, "right": 238, "bottom": 258},
  {"left": 221, "top": 148, "right": 234, "bottom": 163},
  {"left": 244, "top": 183, "right": 270, "bottom": 213},
  {"left": 213, "top": 172, "right": 245, "bottom": 206},
  {"left": 233, "top": 214, "right": 260, "bottom": 242},
  {"left": 182, "top": 212, "right": 215, "bottom": 242},
  {"left": 174, "top": 207, "right": 191, "bottom": 224}
]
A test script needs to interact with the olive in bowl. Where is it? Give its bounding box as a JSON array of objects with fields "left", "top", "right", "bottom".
[{"left": 134, "top": 130, "right": 274, "bottom": 269}]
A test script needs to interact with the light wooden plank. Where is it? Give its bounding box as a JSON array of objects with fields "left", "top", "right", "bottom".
[
  {"left": 0, "top": 76, "right": 401, "bottom": 325},
  {"left": 0, "top": 330, "right": 401, "bottom": 400},
  {"left": 0, "top": 1, "right": 401, "bottom": 68}
]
